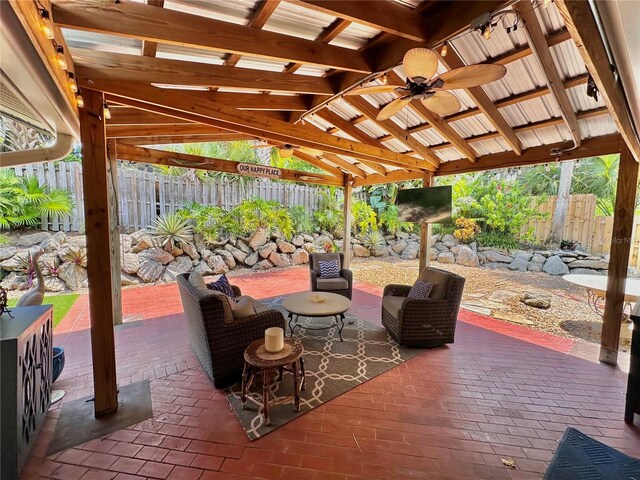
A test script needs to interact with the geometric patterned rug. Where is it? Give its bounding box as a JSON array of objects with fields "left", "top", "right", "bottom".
[{"left": 226, "top": 296, "right": 424, "bottom": 440}]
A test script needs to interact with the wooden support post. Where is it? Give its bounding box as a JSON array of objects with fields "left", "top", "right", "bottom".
[
  {"left": 80, "top": 89, "right": 120, "bottom": 416},
  {"left": 418, "top": 172, "right": 435, "bottom": 273},
  {"left": 601, "top": 144, "right": 639, "bottom": 364},
  {"left": 108, "top": 140, "right": 123, "bottom": 326},
  {"left": 342, "top": 175, "right": 353, "bottom": 269}
]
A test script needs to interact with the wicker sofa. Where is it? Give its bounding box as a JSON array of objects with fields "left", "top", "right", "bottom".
[
  {"left": 177, "top": 273, "right": 285, "bottom": 389},
  {"left": 382, "top": 267, "right": 465, "bottom": 347},
  {"left": 309, "top": 253, "right": 353, "bottom": 299}
]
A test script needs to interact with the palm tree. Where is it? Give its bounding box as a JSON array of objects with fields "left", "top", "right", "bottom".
[{"left": 572, "top": 154, "right": 620, "bottom": 215}]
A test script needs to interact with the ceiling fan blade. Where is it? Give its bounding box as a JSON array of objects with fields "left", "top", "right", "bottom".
[
  {"left": 298, "top": 146, "right": 323, "bottom": 157},
  {"left": 420, "top": 91, "right": 461, "bottom": 117},
  {"left": 403, "top": 48, "right": 438, "bottom": 83},
  {"left": 345, "top": 85, "right": 402, "bottom": 96},
  {"left": 278, "top": 147, "right": 295, "bottom": 158},
  {"left": 377, "top": 97, "right": 411, "bottom": 121},
  {"left": 438, "top": 64, "right": 507, "bottom": 90}
]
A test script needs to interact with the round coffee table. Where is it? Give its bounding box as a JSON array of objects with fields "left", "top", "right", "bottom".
[
  {"left": 283, "top": 291, "right": 352, "bottom": 341},
  {"left": 241, "top": 337, "right": 305, "bottom": 426}
]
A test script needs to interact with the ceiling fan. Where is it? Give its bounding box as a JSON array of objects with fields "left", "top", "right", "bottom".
[
  {"left": 252, "top": 143, "right": 322, "bottom": 159},
  {"left": 345, "top": 48, "right": 507, "bottom": 121}
]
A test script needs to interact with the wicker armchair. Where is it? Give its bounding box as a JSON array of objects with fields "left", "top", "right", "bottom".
[
  {"left": 382, "top": 267, "right": 465, "bottom": 347},
  {"left": 309, "top": 252, "right": 353, "bottom": 299},
  {"left": 177, "top": 273, "right": 285, "bottom": 389}
]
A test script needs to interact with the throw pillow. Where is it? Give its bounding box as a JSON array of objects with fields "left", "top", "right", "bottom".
[
  {"left": 319, "top": 259, "right": 340, "bottom": 278},
  {"left": 231, "top": 297, "right": 256, "bottom": 319},
  {"left": 188, "top": 272, "right": 206, "bottom": 289},
  {"left": 207, "top": 274, "right": 236, "bottom": 299},
  {"left": 408, "top": 280, "right": 433, "bottom": 300}
]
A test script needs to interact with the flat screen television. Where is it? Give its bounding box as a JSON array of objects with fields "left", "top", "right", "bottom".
[{"left": 397, "top": 186, "right": 453, "bottom": 224}]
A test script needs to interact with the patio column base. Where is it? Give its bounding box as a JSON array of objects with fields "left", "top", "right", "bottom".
[{"left": 599, "top": 347, "right": 618, "bottom": 365}]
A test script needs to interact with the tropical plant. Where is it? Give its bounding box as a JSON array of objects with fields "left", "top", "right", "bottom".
[
  {"left": 177, "top": 202, "right": 236, "bottom": 244},
  {"left": 378, "top": 205, "right": 411, "bottom": 235},
  {"left": 360, "top": 229, "right": 386, "bottom": 252},
  {"left": 453, "top": 217, "right": 480, "bottom": 244},
  {"left": 229, "top": 198, "right": 293, "bottom": 239},
  {"left": 367, "top": 183, "right": 399, "bottom": 214},
  {"left": 313, "top": 187, "right": 343, "bottom": 235},
  {"left": 0, "top": 169, "right": 73, "bottom": 229},
  {"left": 150, "top": 213, "right": 193, "bottom": 249},
  {"left": 44, "top": 259, "right": 61, "bottom": 278},
  {"left": 351, "top": 200, "right": 377, "bottom": 236},
  {"left": 476, "top": 231, "right": 519, "bottom": 250},
  {"left": 15, "top": 253, "right": 38, "bottom": 288},
  {"left": 63, "top": 247, "right": 87, "bottom": 267},
  {"left": 290, "top": 205, "right": 314, "bottom": 233},
  {"left": 572, "top": 154, "right": 620, "bottom": 216}
]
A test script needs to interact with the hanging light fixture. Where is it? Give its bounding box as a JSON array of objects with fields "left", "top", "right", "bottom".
[
  {"left": 76, "top": 94, "right": 84, "bottom": 108},
  {"left": 381, "top": 73, "right": 388, "bottom": 85},
  {"left": 55, "top": 45, "right": 67, "bottom": 71},
  {"left": 67, "top": 72, "right": 78, "bottom": 93},
  {"left": 481, "top": 23, "right": 492, "bottom": 40},
  {"left": 39, "top": 9, "right": 55, "bottom": 40},
  {"left": 102, "top": 102, "right": 111, "bottom": 120},
  {"left": 440, "top": 43, "right": 448, "bottom": 57}
]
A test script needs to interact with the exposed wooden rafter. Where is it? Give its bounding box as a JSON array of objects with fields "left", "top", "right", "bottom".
[
  {"left": 284, "top": 19, "right": 351, "bottom": 74},
  {"left": 516, "top": 3, "right": 582, "bottom": 147},
  {"left": 117, "top": 134, "right": 255, "bottom": 145},
  {"left": 141, "top": 0, "right": 164, "bottom": 57},
  {"left": 51, "top": 0, "right": 371, "bottom": 72},
  {"left": 291, "top": 150, "right": 346, "bottom": 178}
]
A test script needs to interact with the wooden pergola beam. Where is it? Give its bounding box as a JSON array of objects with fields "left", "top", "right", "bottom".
[
  {"left": 516, "top": 3, "right": 582, "bottom": 147},
  {"left": 117, "top": 134, "right": 255, "bottom": 145},
  {"left": 116, "top": 143, "right": 343, "bottom": 186},
  {"left": 106, "top": 124, "right": 229, "bottom": 138},
  {"left": 555, "top": 0, "right": 640, "bottom": 160},
  {"left": 52, "top": 0, "right": 371, "bottom": 73},
  {"left": 291, "top": 150, "right": 346, "bottom": 178},
  {"left": 83, "top": 79, "right": 432, "bottom": 170},
  {"left": 345, "top": 96, "right": 441, "bottom": 169},
  {"left": 482, "top": 27, "right": 571, "bottom": 66},
  {"left": 284, "top": 19, "right": 350, "bottom": 74},
  {"left": 141, "top": 0, "right": 164, "bottom": 57},
  {"left": 72, "top": 49, "right": 334, "bottom": 96},
  {"left": 320, "top": 153, "right": 368, "bottom": 179}
]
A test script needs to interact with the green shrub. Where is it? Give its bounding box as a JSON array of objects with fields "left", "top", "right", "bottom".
[
  {"left": 313, "top": 187, "right": 343, "bottom": 236},
  {"left": 177, "top": 203, "right": 235, "bottom": 244},
  {"left": 453, "top": 217, "right": 480, "bottom": 244},
  {"left": 290, "top": 205, "right": 314, "bottom": 233},
  {"left": 230, "top": 198, "right": 293, "bottom": 239},
  {"left": 378, "top": 205, "right": 411, "bottom": 235},
  {"left": 351, "top": 200, "right": 377, "bottom": 236},
  {"left": 476, "top": 231, "right": 519, "bottom": 250},
  {"left": 0, "top": 169, "right": 73, "bottom": 229},
  {"left": 432, "top": 223, "right": 455, "bottom": 236},
  {"left": 360, "top": 229, "right": 386, "bottom": 251},
  {"left": 150, "top": 213, "right": 193, "bottom": 249}
]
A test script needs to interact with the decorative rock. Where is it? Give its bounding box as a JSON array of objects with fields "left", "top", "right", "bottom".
[
  {"left": 483, "top": 250, "right": 514, "bottom": 263},
  {"left": 442, "top": 234, "right": 459, "bottom": 248},
  {"left": 215, "top": 249, "right": 237, "bottom": 270},
  {"left": 400, "top": 242, "right": 419, "bottom": 260},
  {"left": 0, "top": 272, "right": 29, "bottom": 290},
  {"left": 244, "top": 252, "right": 259, "bottom": 267},
  {"left": 193, "top": 261, "right": 214, "bottom": 276},
  {"left": 276, "top": 238, "right": 296, "bottom": 254},
  {"left": 268, "top": 252, "right": 291, "bottom": 268},
  {"left": 469, "top": 242, "right": 478, "bottom": 252},
  {"left": 136, "top": 259, "right": 164, "bottom": 283},
  {"left": 483, "top": 262, "right": 510, "bottom": 270},
  {"left": 0, "top": 247, "right": 17, "bottom": 261},
  {"left": 52, "top": 231, "right": 66, "bottom": 244},
  {"left": 132, "top": 235, "right": 156, "bottom": 253},
  {"left": 253, "top": 259, "right": 273, "bottom": 270},
  {"left": 429, "top": 250, "right": 438, "bottom": 261},
  {"left": 130, "top": 229, "right": 148, "bottom": 244},
  {"left": 371, "top": 245, "right": 389, "bottom": 257},
  {"left": 40, "top": 237, "right": 61, "bottom": 252},
  {"left": 16, "top": 231, "right": 51, "bottom": 247},
  {"left": 58, "top": 262, "right": 88, "bottom": 290},
  {"left": 67, "top": 235, "right": 87, "bottom": 249},
  {"left": 434, "top": 242, "right": 449, "bottom": 252},
  {"left": 568, "top": 259, "right": 609, "bottom": 270},
  {"left": 570, "top": 267, "right": 606, "bottom": 275},
  {"left": 352, "top": 244, "right": 371, "bottom": 257},
  {"left": 1, "top": 251, "right": 34, "bottom": 272},
  {"left": 180, "top": 241, "right": 199, "bottom": 260},
  {"left": 530, "top": 253, "right": 546, "bottom": 264},
  {"left": 508, "top": 257, "right": 529, "bottom": 272},
  {"left": 45, "top": 277, "right": 67, "bottom": 293},
  {"left": 438, "top": 252, "right": 455, "bottom": 264},
  {"left": 302, "top": 234, "right": 314, "bottom": 243},
  {"left": 259, "top": 242, "right": 277, "bottom": 259},
  {"left": 493, "top": 311, "right": 534, "bottom": 325},
  {"left": 513, "top": 251, "right": 533, "bottom": 262},
  {"left": 236, "top": 239, "right": 252, "bottom": 255},
  {"left": 121, "top": 253, "right": 141, "bottom": 275},
  {"left": 169, "top": 246, "right": 184, "bottom": 257},
  {"left": 121, "top": 272, "right": 142, "bottom": 286},
  {"left": 562, "top": 257, "right": 576, "bottom": 263},
  {"left": 139, "top": 247, "right": 174, "bottom": 265},
  {"left": 224, "top": 244, "right": 247, "bottom": 263},
  {"left": 201, "top": 249, "right": 213, "bottom": 261},
  {"left": 164, "top": 255, "right": 193, "bottom": 280},
  {"left": 488, "top": 290, "right": 518, "bottom": 302},
  {"left": 315, "top": 235, "right": 332, "bottom": 248},
  {"left": 120, "top": 234, "right": 133, "bottom": 253},
  {"left": 207, "top": 255, "right": 229, "bottom": 274},
  {"left": 527, "top": 262, "right": 543, "bottom": 272},
  {"left": 450, "top": 244, "right": 462, "bottom": 255},
  {"left": 456, "top": 245, "right": 480, "bottom": 267},
  {"left": 396, "top": 232, "right": 409, "bottom": 240},
  {"left": 291, "top": 248, "right": 309, "bottom": 265},
  {"left": 542, "top": 255, "right": 569, "bottom": 275},
  {"left": 292, "top": 235, "right": 304, "bottom": 247},
  {"left": 391, "top": 240, "right": 407, "bottom": 254},
  {"left": 389, "top": 248, "right": 399, "bottom": 258},
  {"left": 430, "top": 234, "right": 441, "bottom": 247},
  {"left": 248, "top": 227, "right": 269, "bottom": 250},
  {"left": 522, "top": 296, "right": 551, "bottom": 309},
  {"left": 194, "top": 234, "right": 208, "bottom": 253}
]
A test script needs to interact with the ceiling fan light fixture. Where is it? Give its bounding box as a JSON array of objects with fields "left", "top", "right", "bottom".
[
  {"left": 481, "top": 23, "right": 492, "bottom": 40},
  {"left": 440, "top": 43, "right": 448, "bottom": 57}
]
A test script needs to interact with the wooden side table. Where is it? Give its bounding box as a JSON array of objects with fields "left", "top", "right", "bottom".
[{"left": 241, "top": 338, "right": 305, "bottom": 426}]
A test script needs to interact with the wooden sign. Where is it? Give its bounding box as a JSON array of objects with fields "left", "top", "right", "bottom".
[{"left": 236, "top": 163, "right": 282, "bottom": 179}]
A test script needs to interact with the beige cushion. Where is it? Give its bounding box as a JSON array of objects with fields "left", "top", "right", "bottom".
[
  {"left": 316, "top": 277, "right": 349, "bottom": 291},
  {"left": 202, "top": 289, "right": 234, "bottom": 324},
  {"left": 312, "top": 253, "right": 341, "bottom": 276},
  {"left": 188, "top": 272, "right": 206, "bottom": 289},
  {"left": 419, "top": 268, "right": 451, "bottom": 300},
  {"left": 382, "top": 296, "right": 405, "bottom": 320},
  {"left": 231, "top": 297, "right": 256, "bottom": 319}
]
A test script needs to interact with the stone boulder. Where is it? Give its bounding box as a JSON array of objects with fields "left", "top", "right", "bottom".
[
  {"left": 130, "top": 229, "right": 148, "bottom": 244},
  {"left": 248, "top": 227, "right": 269, "bottom": 250},
  {"left": 456, "top": 245, "right": 479, "bottom": 267},
  {"left": 136, "top": 259, "right": 164, "bottom": 283},
  {"left": 400, "top": 242, "right": 420, "bottom": 260},
  {"left": 40, "top": 236, "right": 61, "bottom": 252},
  {"left": 268, "top": 252, "right": 291, "bottom": 268},
  {"left": 1, "top": 253, "right": 27, "bottom": 272},
  {"left": 132, "top": 235, "right": 156, "bottom": 253},
  {"left": 276, "top": 238, "right": 296, "bottom": 254},
  {"left": 224, "top": 244, "right": 247, "bottom": 263},
  {"left": 570, "top": 267, "right": 605, "bottom": 275},
  {"left": 0, "top": 272, "right": 29, "bottom": 290},
  {"left": 121, "top": 253, "right": 141, "bottom": 275},
  {"left": 193, "top": 261, "right": 214, "bottom": 276},
  {"left": 139, "top": 247, "right": 174, "bottom": 265},
  {"left": 253, "top": 259, "right": 273, "bottom": 270},
  {"left": 302, "top": 234, "right": 314, "bottom": 243},
  {"left": 568, "top": 259, "right": 609, "bottom": 270},
  {"left": 45, "top": 277, "right": 67, "bottom": 293},
  {"left": 371, "top": 245, "right": 389, "bottom": 257},
  {"left": 352, "top": 244, "right": 371, "bottom": 257},
  {"left": 0, "top": 247, "right": 17, "bottom": 261},
  {"left": 58, "top": 262, "right": 88, "bottom": 290},
  {"left": 542, "top": 255, "right": 569, "bottom": 275},
  {"left": 259, "top": 242, "right": 277, "bottom": 259},
  {"left": 16, "top": 231, "right": 51, "bottom": 247},
  {"left": 450, "top": 244, "right": 462, "bottom": 255},
  {"left": 429, "top": 250, "right": 438, "bottom": 261},
  {"left": 207, "top": 255, "right": 229, "bottom": 274},
  {"left": 244, "top": 251, "right": 259, "bottom": 267},
  {"left": 437, "top": 252, "right": 455, "bottom": 264},
  {"left": 527, "top": 262, "right": 543, "bottom": 272},
  {"left": 521, "top": 292, "right": 551, "bottom": 309},
  {"left": 236, "top": 239, "right": 252, "bottom": 255},
  {"left": 292, "top": 235, "right": 304, "bottom": 247},
  {"left": 215, "top": 249, "right": 237, "bottom": 270},
  {"left": 434, "top": 242, "right": 449, "bottom": 252},
  {"left": 483, "top": 250, "right": 514, "bottom": 263},
  {"left": 163, "top": 255, "right": 193, "bottom": 280},
  {"left": 121, "top": 272, "right": 143, "bottom": 286},
  {"left": 391, "top": 240, "right": 407, "bottom": 254},
  {"left": 291, "top": 248, "right": 309, "bottom": 265},
  {"left": 508, "top": 257, "right": 529, "bottom": 272},
  {"left": 530, "top": 253, "right": 546, "bottom": 264},
  {"left": 168, "top": 246, "right": 183, "bottom": 257},
  {"left": 67, "top": 235, "right": 87, "bottom": 249},
  {"left": 483, "top": 262, "right": 509, "bottom": 269},
  {"left": 120, "top": 234, "right": 133, "bottom": 253},
  {"left": 441, "top": 234, "right": 458, "bottom": 248}
]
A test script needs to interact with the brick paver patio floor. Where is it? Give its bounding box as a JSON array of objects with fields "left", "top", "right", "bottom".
[{"left": 21, "top": 268, "right": 639, "bottom": 480}]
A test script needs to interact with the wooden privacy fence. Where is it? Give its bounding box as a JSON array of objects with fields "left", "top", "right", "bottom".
[
  {"left": 11, "top": 161, "right": 336, "bottom": 232},
  {"left": 522, "top": 194, "right": 640, "bottom": 268}
]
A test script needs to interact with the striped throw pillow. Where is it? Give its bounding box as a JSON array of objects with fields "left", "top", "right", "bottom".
[
  {"left": 408, "top": 280, "right": 433, "bottom": 300},
  {"left": 318, "top": 259, "right": 340, "bottom": 278},
  {"left": 207, "top": 274, "right": 236, "bottom": 299}
]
